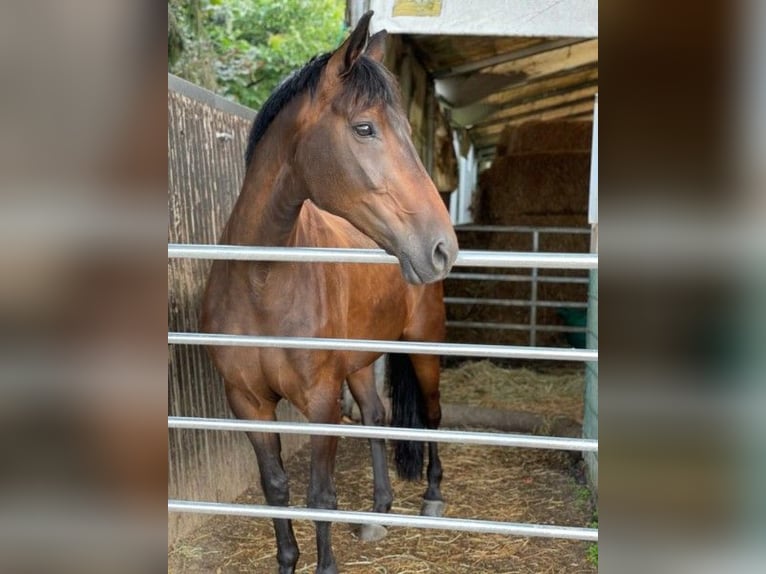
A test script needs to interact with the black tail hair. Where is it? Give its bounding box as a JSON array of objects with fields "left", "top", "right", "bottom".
[{"left": 388, "top": 353, "right": 425, "bottom": 481}]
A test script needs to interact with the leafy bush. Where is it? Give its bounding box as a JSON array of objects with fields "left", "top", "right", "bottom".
[{"left": 168, "top": 0, "right": 346, "bottom": 109}]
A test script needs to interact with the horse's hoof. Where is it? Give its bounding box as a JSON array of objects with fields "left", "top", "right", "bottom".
[
  {"left": 421, "top": 499, "right": 445, "bottom": 517},
  {"left": 354, "top": 523, "right": 388, "bottom": 542}
]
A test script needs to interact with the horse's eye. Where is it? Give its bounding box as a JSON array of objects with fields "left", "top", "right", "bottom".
[{"left": 353, "top": 123, "right": 375, "bottom": 138}]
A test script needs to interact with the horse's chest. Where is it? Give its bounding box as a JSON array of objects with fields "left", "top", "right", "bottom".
[{"left": 258, "top": 264, "right": 408, "bottom": 339}]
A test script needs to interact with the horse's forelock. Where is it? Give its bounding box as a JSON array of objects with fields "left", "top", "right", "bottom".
[{"left": 337, "top": 56, "right": 400, "bottom": 115}]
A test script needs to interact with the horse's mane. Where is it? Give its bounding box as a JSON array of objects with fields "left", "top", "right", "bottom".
[{"left": 244, "top": 52, "right": 399, "bottom": 166}]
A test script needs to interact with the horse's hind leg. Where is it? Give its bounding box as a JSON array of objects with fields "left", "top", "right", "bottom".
[
  {"left": 408, "top": 354, "right": 446, "bottom": 517},
  {"left": 347, "top": 364, "right": 392, "bottom": 541},
  {"left": 227, "top": 387, "right": 299, "bottom": 574}
]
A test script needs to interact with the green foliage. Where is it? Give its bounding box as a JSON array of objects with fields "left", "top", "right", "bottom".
[
  {"left": 587, "top": 542, "right": 598, "bottom": 567},
  {"left": 168, "top": 0, "right": 346, "bottom": 110},
  {"left": 586, "top": 517, "right": 598, "bottom": 566},
  {"left": 168, "top": 0, "right": 219, "bottom": 90}
]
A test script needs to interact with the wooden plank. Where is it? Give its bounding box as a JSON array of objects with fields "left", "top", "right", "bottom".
[
  {"left": 483, "top": 80, "right": 599, "bottom": 118},
  {"left": 493, "top": 97, "right": 594, "bottom": 126},
  {"left": 487, "top": 39, "right": 598, "bottom": 82},
  {"left": 471, "top": 101, "right": 595, "bottom": 146},
  {"left": 474, "top": 87, "right": 598, "bottom": 129},
  {"left": 434, "top": 38, "right": 587, "bottom": 78},
  {"left": 412, "top": 35, "right": 541, "bottom": 74},
  {"left": 484, "top": 66, "right": 598, "bottom": 107},
  {"left": 566, "top": 111, "right": 595, "bottom": 122}
]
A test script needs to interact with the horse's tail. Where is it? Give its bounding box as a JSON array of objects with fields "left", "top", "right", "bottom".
[{"left": 388, "top": 353, "right": 425, "bottom": 481}]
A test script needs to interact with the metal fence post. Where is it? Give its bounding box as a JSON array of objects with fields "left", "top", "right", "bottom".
[{"left": 530, "top": 230, "right": 539, "bottom": 346}]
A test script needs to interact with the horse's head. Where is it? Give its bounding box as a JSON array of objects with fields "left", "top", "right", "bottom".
[{"left": 294, "top": 12, "right": 458, "bottom": 284}]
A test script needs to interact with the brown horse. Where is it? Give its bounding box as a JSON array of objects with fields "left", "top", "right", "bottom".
[{"left": 201, "top": 12, "right": 458, "bottom": 574}]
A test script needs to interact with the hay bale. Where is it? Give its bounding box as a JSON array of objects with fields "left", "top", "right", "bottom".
[
  {"left": 450, "top": 121, "right": 593, "bottom": 347},
  {"left": 497, "top": 120, "right": 593, "bottom": 156},
  {"left": 450, "top": 149, "right": 591, "bottom": 348},
  {"left": 473, "top": 120, "right": 592, "bottom": 226},
  {"left": 477, "top": 152, "right": 590, "bottom": 224}
]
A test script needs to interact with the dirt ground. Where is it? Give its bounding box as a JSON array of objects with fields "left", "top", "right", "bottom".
[{"left": 169, "top": 362, "right": 597, "bottom": 573}]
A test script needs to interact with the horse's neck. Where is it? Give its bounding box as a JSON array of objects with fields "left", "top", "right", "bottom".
[{"left": 224, "top": 148, "right": 305, "bottom": 249}]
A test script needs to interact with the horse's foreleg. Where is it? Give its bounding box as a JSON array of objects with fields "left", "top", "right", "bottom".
[
  {"left": 307, "top": 397, "right": 341, "bottom": 574},
  {"left": 347, "top": 364, "right": 392, "bottom": 541},
  {"left": 250, "top": 431, "right": 300, "bottom": 573},
  {"left": 228, "top": 389, "right": 299, "bottom": 574},
  {"left": 408, "top": 354, "right": 445, "bottom": 517}
]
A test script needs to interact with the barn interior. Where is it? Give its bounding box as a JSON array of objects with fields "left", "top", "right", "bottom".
[
  {"left": 168, "top": 2, "right": 599, "bottom": 571},
  {"left": 359, "top": 4, "right": 599, "bottom": 349}
]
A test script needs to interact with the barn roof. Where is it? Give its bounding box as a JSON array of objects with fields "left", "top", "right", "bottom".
[
  {"left": 409, "top": 35, "right": 597, "bottom": 162},
  {"left": 362, "top": 1, "right": 598, "bottom": 161}
]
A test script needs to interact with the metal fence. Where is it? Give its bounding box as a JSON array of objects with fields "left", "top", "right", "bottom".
[
  {"left": 167, "top": 244, "right": 598, "bottom": 542},
  {"left": 448, "top": 225, "right": 591, "bottom": 345}
]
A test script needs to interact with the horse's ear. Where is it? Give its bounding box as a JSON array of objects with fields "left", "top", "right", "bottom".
[
  {"left": 365, "top": 30, "right": 387, "bottom": 63},
  {"left": 328, "top": 11, "right": 374, "bottom": 77}
]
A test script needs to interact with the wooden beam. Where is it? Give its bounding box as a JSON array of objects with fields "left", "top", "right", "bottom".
[
  {"left": 474, "top": 92, "right": 597, "bottom": 129},
  {"left": 471, "top": 101, "right": 595, "bottom": 146},
  {"left": 487, "top": 39, "right": 598, "bottom": 83},
  {"left": 467, "top": 64, "right": 598, "bottom": 149},
  {"left": 566, "top": 111, "right": 595, "bottom": 122},
  {"left": 434, "top": 38, "right": 587, "bottom": 78},
  {"left": 504, "top": 100, "right": 595, "bottom": 124},
  {"left": 483, "top": 67, "right": 598, "bottom": 107},
  {"left": 487, "top": 79, "right": 599, "bottom": 115}
]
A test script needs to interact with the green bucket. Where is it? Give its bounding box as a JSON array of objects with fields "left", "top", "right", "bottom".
[{"left": 556, "top": 307, "right": 588, "bottom": 348}]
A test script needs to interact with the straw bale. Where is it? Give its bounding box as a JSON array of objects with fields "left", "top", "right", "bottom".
[
  {"left": 477, "top": 152, "right": 590, "bottom": 225},
  {"left": 497, "top": 121, "right": 593, "bottom": 156},
  {"left": 448, "top": 121, "right": 594, "bottom": 347}
]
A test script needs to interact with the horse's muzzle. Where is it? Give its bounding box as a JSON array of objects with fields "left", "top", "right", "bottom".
[{"left": 400, "top": 232, "right": 458, "bottom": 284}]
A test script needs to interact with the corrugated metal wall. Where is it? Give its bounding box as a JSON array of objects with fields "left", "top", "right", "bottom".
[{"left": 167, "top": 75, "right": 307, "bottom": 546}]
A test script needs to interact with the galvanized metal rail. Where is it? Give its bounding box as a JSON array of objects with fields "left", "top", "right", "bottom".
[
  {"left": 167, "top": 244, "right": 598, "bottom": 270},
  {"left": 168, "top": 417, "right": 598, "bottom": 452},
  {"left": 168, "top": 499, "right": 598, "bottom": 542},
  {"left": 167, "top": 240, "right": 599, "bottom": 542},
  {"left": 168, "top": 332, "right": 597, "bottom": 362}
]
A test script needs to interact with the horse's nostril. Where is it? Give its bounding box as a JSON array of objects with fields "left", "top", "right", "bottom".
[{"left": 432, "top": 240, "right": 449, "bottom": 271}]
